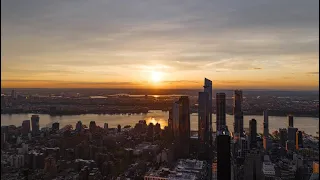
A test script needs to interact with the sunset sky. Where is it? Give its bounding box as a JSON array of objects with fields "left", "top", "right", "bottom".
[{"left": 1, "top": 0, "right": 319, "bottom": 90}]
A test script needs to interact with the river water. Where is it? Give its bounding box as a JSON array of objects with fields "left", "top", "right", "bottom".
[{"left": 1, "top": 111, "right": 319, "bottom": 136}]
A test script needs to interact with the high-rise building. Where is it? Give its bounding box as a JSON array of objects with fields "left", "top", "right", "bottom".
[
  {"left": 172, "top": 102, "right": 181, "bottom": 139},
  {"left": 204, "top": 78, "right": 212, "bottom": 141},
  {"left": 262, "top": 155, "right": 276, "bottom": 180},
  {"left": 52, "top": 122, "right": 59, "bottom": 132},
  {"left": 22, "top": 120, "right": 31, "bottom": 136},
  {"left": 233, "top": 90, "right": 243, "bottom": 137},
  {"left": 172, "top": 96, "right": 190, "bottom": 158},
  {"left": 296, "top": 131, "right": 303, "bottom": 150},
  {"left": 76, "top": 121, "right": 83, "bottom": 132},
  {"left": 263, "top": 110, "right": 269, "bottom": 138},
  {"left": 117, "top": 124, "right": 121, "bottom": 133},
  {"left": 31, "top": 115, "right": 40, "bottom": 136},
  {"left": 89, "top": 121, "right": 96, "bottom": 131},
  {"left": 288, "top": 127, "right": 298, "bottom": 144},
  {"left": 263, "top": 110, "right": 271, "bottom": 151},
  {"left": 198, "top": 92, "right": 209, "bottom": 159},
  {"left": 249, "top": 119, "right": 257, "bottom": 148},
  {"left": 217, "top": 129, "right": 231, "bottom": 180},
  {"left": 279, "top": 128, "right": 288, "bottom": 147},
  {"left": 244, "top": 149, "right": 262, "bottom": 180},
  {"left": 288, "top": 115, "right": 294, "bottom": 127},
  {"left": 216, "top": 93, "right": 226, "bottom": 132},
  {"left": 168, "top": 109, "right": 173, "bottom": 131},
  {"left": 104, "top": 123, "right": 108, "bottom": 130}
]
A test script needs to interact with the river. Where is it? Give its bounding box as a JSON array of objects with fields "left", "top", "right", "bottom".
[{"left": 1, "top": 111, "right": 319, "bottom": 136}]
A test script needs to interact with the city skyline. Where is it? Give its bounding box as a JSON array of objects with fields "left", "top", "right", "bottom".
[{"left": 1, "top": 0, "right": 319, "bottom": 90}]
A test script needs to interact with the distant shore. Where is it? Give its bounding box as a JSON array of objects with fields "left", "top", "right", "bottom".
[{"left": 1, "top": 111, "right": 319, "bottom": 118}]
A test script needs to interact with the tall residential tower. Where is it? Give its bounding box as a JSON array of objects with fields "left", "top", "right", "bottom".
[
  {"left": 216, "top": 93, "right": 226, "bottom": 132},
  {"left": 233, "top": 90, "right": 243, "bottom": 137}
]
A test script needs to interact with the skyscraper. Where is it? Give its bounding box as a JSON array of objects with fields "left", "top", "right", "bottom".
[
  {"left": 263, "top": 110, "right": 269, "bottom": 138},
  {"left": 76, "top": 121, "right": 83, "bottom": 132},
  {"left": 216, "top": 93, "right": 226, "bottom": 132},
  {"left": 172, "top": 102, "right": 181, "bottom": 139},
  {"left": 52, "top": 122, "right": 59, "bottom": 132},
  {"left": 288, "top": 115, "right": 294, "bottom": 127},
  {"left": 204, "top": 78, "right": 212, "bottom": 142},
  {"left": 249, "top": 119, "right": 257, "bottom": 148},
  {"left": 233, "top": 90, "right": 243, "bottom": 137},
  {"left": 198, "top": 92, "right": 209, "bottom": 159},
  {"left": 172, "top": 96, "right": 190, "bottom": 159},
  {"left": 263, "top": 110, "right": 271, "bottom": 151},
  {"left": 104, "top": 123, "right": 108, "bottom": 130},
  {"left": 244, "top": 149, "right": 262, "bottom": 180},
  {"left": 89, "top": 121, "right": 96, "bottom": 131},
  {"left": 31, "top": 115, "right": 40, "bottom": 136},
  {"left": 217, "top": 129, "right": 231, "bottom": 180},
  {"left": 22, "top": 120, "right": 31, "bottom": 136},
  {"left": 279, "top": 128, "right": 288, "bottom": 147},
  {"left": 288, "top": 127, "right": 298, "bottom": 143},
  {"left": 296, "top": 131, "right": 303, "bottom": 150},
  {"left": 168, "top": 109, "right": 173, "bottom": 131}
]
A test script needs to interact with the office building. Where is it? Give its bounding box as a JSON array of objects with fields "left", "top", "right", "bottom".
[
  {"left": 172, "top": 96, "right": 190, "bottom": 159},
  {"left": 263, "top": 110, "right": 269, "bottom": 138},
  {"left": 279, "top": 128, "right": 288, "bottom": 147},
  {"left": 21, "top": 120, "right": 31, "bottom": 136},
  {"left": 89, "top": 121, "right": 96, "bottom": 131},
  {"left": 262, "top": 155, "right": 276, "bottom": 180},
  {"left": 288, "top": 127, "right": 298, "bottom": 144},
  {"left": 286, "top": 140, "right": 295, "bottom": 151},
  {"left": 52, "top": 122, "right": 59, "bottom": 132},
  {"left": 204, "top": 78, "right": 213, "bottom": 142},
  {"left": 104, "top": 123, "right": 108, "bottom": 130},
  {"left": 288, "top": 115, "right": 294, "bottom": 127},
  {"left": 233, "top": 90, "right": 243, "bottom": 137},
  {"left": 244, "top": 149, "right": 262, "bottom": 180},
  {"left": 263, "top": 110, "right": 271, "bottom": 151},
  {"left": 217, "top": 129, "right": 231, "bottom": 180},
  {"left": 216, "top": 93, "right": 226, "bottom": 132},
  {"left": 31, "top": 115, "right": 40, "bottom": 136},
  {"left": 296, "top": 131, "right": 303, "bottom": 150},
  {"left": 144, "top": 159, "right": 207, "bottom": 180},
  {"left": 168, "top": 109, "right": 173, "bottom": 131},
  {"left": 198, "top": 92, "right": 209, "bottom": 159},
  {"left": 76, "top": 121, "right": 83, "bottom": 132},
  {"left": 249, "top": 119, "right": 257, "bottom": 148},
  {"left": 117, "top": 124, "right": 121, "bottom": 133}
]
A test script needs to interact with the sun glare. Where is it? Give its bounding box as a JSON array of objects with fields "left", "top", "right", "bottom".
[{"left": 151, "top": 71, "right": 162, "bottom": 83}]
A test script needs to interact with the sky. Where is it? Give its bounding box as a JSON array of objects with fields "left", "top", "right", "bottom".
[{"left": 1, "top": 0, "right": 319, "bottom": 90}]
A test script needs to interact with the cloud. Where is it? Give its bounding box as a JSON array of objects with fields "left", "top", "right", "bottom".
[
  {"left": 1, "top": 0, "right": 319, "bottom": 89},
  {"left": 306, "top": 72, "right": 319, "bottom": 75}
]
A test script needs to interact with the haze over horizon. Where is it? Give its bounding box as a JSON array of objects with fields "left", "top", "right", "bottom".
[{"left": 1, "top": 0, "right": 319, "bottom": 90}]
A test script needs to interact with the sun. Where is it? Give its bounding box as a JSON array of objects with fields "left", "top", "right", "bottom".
[{"left": 151, "top": 71, "right": 162, "bottom": 83}]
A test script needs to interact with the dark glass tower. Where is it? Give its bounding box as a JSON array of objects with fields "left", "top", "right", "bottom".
[
  {"left": 198, "top": 92, "right": 209, "bottom": 159},
  {"left": 31, "top": 115, "right": 40, "bottom": 136},
  {"left": 288, "top": 115, "right": 294, "bottom": 127},
  {"left": 217, "top": 129, "right": 231, "bottom": 180},
  {"left": 172, "top": 96, "right": 190, "bottom": 159},
  {"left": 233, "top": 90, "right": 243, "bottom": 136},
  {"left": 216, "top": 93, "right": 226, "bottom": 132},
  {"left": 249, "top": 119, "right": 257, "bottom": 148}
]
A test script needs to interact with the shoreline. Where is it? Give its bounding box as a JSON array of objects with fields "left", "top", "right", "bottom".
[{"left": 1, "top": 112, "right": 319, "bottom": 118}]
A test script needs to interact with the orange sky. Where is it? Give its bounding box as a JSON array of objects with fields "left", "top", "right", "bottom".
[{"left": 1, "top": 0, "right": 319, "bottom": 90}]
